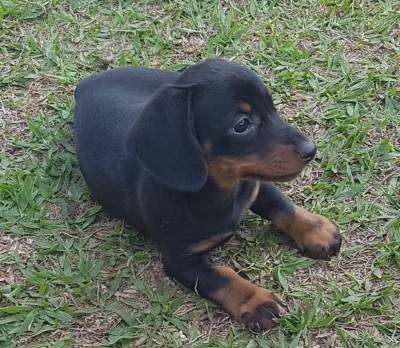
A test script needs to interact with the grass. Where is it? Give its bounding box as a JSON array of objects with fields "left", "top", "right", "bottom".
[{"left": 0, "top": 0, "right": 399, "bottom": 346}]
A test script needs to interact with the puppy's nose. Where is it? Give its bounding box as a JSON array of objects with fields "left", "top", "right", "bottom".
[{"left": 297, "top": 142, "right": 317, "bottom": 162}]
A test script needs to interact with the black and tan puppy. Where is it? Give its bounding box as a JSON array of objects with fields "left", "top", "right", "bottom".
[{"left": 74, "top": 59, "right": 341, "bottom": 330}]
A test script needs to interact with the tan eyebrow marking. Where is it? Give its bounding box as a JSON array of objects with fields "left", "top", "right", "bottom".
[{"left": 239, "top": 102, "right": 252, "bottom": 113}]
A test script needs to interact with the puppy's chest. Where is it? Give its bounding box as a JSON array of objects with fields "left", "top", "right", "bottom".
[
  {"left": 187, "top": 181, "right": 259, "bottom": 254},
  {"left": 191, "top": 181, "right": 258, "bottom": 225},
  {"left": 237, "top": 181, "right": 260, "bottom": 213}
]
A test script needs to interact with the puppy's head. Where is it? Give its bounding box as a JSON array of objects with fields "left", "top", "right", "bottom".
[{"left": 129, "top": 59, "right": 316, "bottom": 191}]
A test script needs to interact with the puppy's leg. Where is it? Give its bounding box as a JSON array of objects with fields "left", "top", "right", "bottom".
[
  {"left": 164, "top": 254, "right": 286, "bottom": 330},
  {"left": 250, "top": 183, "right": 341, "bottom": 260}
]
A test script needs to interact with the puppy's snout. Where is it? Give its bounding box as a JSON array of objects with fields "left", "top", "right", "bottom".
[
  {"left": 296, "top": 141, "right": 317, "bottom": 162},
  {"left": 285, "top": 125, "right": 317, "bottom": 163}
]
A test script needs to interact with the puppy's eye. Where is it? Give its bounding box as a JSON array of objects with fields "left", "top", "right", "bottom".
[{"left": 233, "top": 118, "right": 251, "bottom": 134}]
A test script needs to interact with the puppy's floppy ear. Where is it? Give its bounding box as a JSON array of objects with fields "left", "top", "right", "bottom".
[{"left": 127, "top": 84, "right": 208, "bottom": 191}]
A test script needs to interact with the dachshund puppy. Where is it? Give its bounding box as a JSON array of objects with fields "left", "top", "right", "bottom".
[{"left": 74, "top": 59, "right": 341, "bottom": 330}]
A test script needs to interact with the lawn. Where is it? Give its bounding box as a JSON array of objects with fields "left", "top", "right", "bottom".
[{"left": 1, "top": 0, "right": 399, "bottom": 347}]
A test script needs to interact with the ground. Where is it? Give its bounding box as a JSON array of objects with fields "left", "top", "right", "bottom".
[{"left": 0, "top": 0, "right": 399, "bottom": 347}]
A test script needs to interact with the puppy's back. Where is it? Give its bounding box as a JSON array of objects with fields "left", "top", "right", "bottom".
[{"left": 74, "top": 67, "right": 180, "bottom": 217}]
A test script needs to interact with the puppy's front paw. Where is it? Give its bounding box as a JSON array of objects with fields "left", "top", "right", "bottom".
[
  {"left": 211, "top": 266, "right": 287, "bottom": 330},
  {"left": 239, "top": 289, "right": 287, "bottom": 330},
  {"left": 291, "top": 209, "right": 342, "bottom": 260}
]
